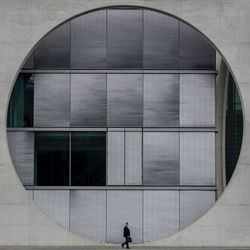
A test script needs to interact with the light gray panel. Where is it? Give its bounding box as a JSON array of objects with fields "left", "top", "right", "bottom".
[
  {"left": 34, "top": 190, "right": 70, "bottom": 229},
  {"left": 143, "top": 10, "right": 179, "bottom": 68},
  {"left": 34, "top": 74, "right": 70, "bottom": 127},
  {"left": 107, "top": 191, "right": 142, "bottom": 243},
  {"left": 144, "top": 74, "right": 179, "bottom": 127},
  {"left": 108, "top": 132, "right": 124, "bottom": 185},
  {"left": 180, "top": 74, "right": 215, "bottom": 127},
  {"left": 70, "top": 190, "right": 106, "bottom": 242},
  {"left": 26, "top": 190, "right": 33, "bottom": 200},
  {"left": 7, "top": 132, "right": 34, "bottom": 185},
  {"left": 71, "top": 74, "right": 107, "bottom": 127},
  {"left": 144, "top": 190, "right": 179, "bottom": 241},
  {"left": 143, "top": 132, "right": 179, "bottom": 186},
  {"left": 107, "top": 9, "right": 143, "bottom": 68},
  {"left": 180, "top": 132, "right": 215, "bottom": 185},
  {"left": 71, "top": 10, "right": 106, "bottom": 69},
  {"left": 180, "top": 191, "right": 215, "bottom": 229},
  {"left": 107, "top": 74, "right": 143, "bottom": 127},
  {"left": 125, "top": 132, "right": 142, "bottom": 185}
]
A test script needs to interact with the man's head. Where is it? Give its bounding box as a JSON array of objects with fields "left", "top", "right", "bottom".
[{"left": 125, "top": 222, "right": 128, "bottom": 226}]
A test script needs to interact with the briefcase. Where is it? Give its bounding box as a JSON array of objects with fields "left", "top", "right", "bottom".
[{"left": 127, "top": 236, "right": 132, "bottom": 243}]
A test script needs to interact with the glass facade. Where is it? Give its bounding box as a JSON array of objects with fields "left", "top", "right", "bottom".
[{"left": 6, "top": 7, "right": 225, "bottom": 243}]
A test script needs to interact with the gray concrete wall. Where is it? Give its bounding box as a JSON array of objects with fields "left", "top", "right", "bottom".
[{"left": 0, "top": 0, "right": 250, "bottom": 246}]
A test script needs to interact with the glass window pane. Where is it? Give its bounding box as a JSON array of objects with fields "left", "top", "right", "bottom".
[
  {"left": 107, "top": 74, "right": 143, "bottom": 127},
  {"left": 180, "top": 22, "right": 215, "bottom": 69},
  {"left": 7, "top": 73, "right": 34, "bottom": 127},
  {"left": 71, "top": 132, "right": 106, "bottom": 186},
  {"left": 107, "top": 9, "right": 143, "bottom": 68},
  {"left": 143, "top": 132, "right": 179, "bottom": 186},
  {"left": 35, "top": 132, "right": 69, "bottom": 186},
  {"left": 143, "top": 10, "right": 179, "bottom": 68},
  {"left": 71, "top": 74, "right": 107, "bottom": 127},
  {"left": 71, "top": 10, "right": 107, "bottom": 69},
  {"left": 22, "top": 53, "right": 34, "bottom": 69},
  {"left": 143, "top": 74, "right": 179, "bottom": 127},
  {"left": 180, "top": 74, "right": 215, "bottom": 127},
  {"left": 34, "top": 74, "right": 70, "bottom": 127},
  {"left": 34, "top": 23, "right": 70, "bottom": 69}
]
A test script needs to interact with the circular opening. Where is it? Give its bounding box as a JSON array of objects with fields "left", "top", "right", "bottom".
[{"left": 6, "top": 6, "right": 243, "bottom": 243}]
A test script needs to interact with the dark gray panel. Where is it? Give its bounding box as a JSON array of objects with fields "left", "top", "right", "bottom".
[
  {"left": 22, "top": 53, "right": 34, "bottom": 69},
  {"left": 125, "top": 132, "right": 142, "bottom": 185},
  {"left": 7, "top": 132, "right": 34, "bottom": 186},
  {"left": 70, "top": 190, "right": 106, "bottom": 242},
  {"left": 180, "top": 74, "right": 215, "bottom": 127},
  {"left": 144, "top": 74, "right": 179, "bottom": 127},
  {"left": 108, "top": 132, "right": 124, "bottom": 185},
  {"left": 71, "top": 10, "right": 107, "bottom": 69},
  {"left": 107, "top": 9, "right": 143, "bottom": 68},
  {"left": 34, "top": 190, "right": 70, "bottom": 229},
  {"left": 144, "top": 191, "right": 179, "bottom": 241},
  {"left": 107, "top": 191, "right": 143, "bottom": 243},
  {"left": 34, "top": 74, "right": 70, "bottom": 127},
  {"left": 180, "top": 132, "right": 215, "bottom": 186},
  {"left": 180, "top": 191, "right": 215, "bottom": 229},
  {"left": 143, "top": 10, "right": 179, "bottom": 68},
  {"left": 107, "top": 74, "right": 143, "bottom": 127},
  {"left": 180, "top": 22, "right": 215, "bottom": 69},
  {"left": 71, "top": 74, "right": 107, "bottom": 127},
  {"left": 35, "top": 23, "right": 70, "bottom": 69},
  {"left": 143, "top": 132, "right": 179, "bottom": 186}
]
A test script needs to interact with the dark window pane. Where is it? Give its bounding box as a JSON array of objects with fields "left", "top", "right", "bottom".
[
  {"left": 107, "top": 74, "right": 143, "bottom": 127},
  {"left": 35, "top": 132, "right": 69, "bottom": 186},
  {"left": 22, "top": 53, "right": 34, "bottom": 69},
  {"left": 34, "top": 74, "right": 70, "bottom": 127},
  {"left": 71, "top": 74, "right": 107, "bottom": 127},
  {"left": 143, "top": 10, "right": 179, "bottom": 69},
  {"left": 7, "top": 73, "right": 34, "bottom": 127},
  {"left": 180, "top": 22, "right": 215, "bottom": 69},
  {"left": 107, "top": 9, "right": 143, "bottom": 68},
  {"left": 71, "top": 132, "right": 106, "bottom": 186},
  {"left": 71, "top": 10, "right": 107, "bottom": 69},
  {"left": 34, "top": 23, "right": 70, "bottom": 69},
  {"left": 144, "top": 74, "right": 179, "bottom": 127}
]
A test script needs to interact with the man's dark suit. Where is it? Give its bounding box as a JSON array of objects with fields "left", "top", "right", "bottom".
[{"left": 122, "top": 226, "right": 130, "bottom": 249}]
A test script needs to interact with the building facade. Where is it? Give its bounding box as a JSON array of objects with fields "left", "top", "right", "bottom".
[{"left": 0, "top": 0, "right": 248, "bottom": 247}]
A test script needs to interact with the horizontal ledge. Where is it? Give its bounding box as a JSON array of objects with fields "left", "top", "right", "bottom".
[
  {"left": 21, "top": 69, "right": 218, "bottom": 74},
  {"left": 7, "top": 127, "right": 218, "bottom": 132},
  {"left": 25, "top": 186, "right": 217, "bottom": 191}
]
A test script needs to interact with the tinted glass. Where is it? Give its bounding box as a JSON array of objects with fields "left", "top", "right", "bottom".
[
  {"left": 35, "top": 132, "right": 69, "bottom": 186},
  {"left": 107, "top": 9, "right": 143, "bottom": 68},
  {"left": 7, "top": 73, "right": 34, "bottom": 127},
  {"left": 71, "top": 132, "right": 106, "bottom": 186},
  {"left": 35, "top": 23, "right": 70, "bottom": 69},
  {"left": 71, "top": 10, "right": 107, "bottom": 69},
  {"left": 143, "top": 10, "right": 179, "bottom": 68}
]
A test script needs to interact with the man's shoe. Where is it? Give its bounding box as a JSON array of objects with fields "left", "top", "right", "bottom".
[{"left": 121, "top": 244, "right": 124, "bottom": 248}]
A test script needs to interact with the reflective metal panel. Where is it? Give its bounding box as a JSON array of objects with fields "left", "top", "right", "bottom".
[
  {"left": 144, "top": 74, "right": 179, "bottom": 127},
  {"left": 107, "top": 191, "right": 142, "bottom": 243},
  {"left": 71, "top": 10, "right": 107, "bottom": 69},
  {"left": 70, "top": 190, "right": 106, "bottom": 242},
  {"left": 34, "top": 74, "right": 70, "bottom": 127},
  {"left": 7, "top": 132, "right": 34, "bottom": 185},
  {"left": 35, "top": 23, "right": 70, "bottom": 69},
  {"left": 180, "top": 74, "right": 215, "bottom": 127},
  {"left": 143, "top": 132, "right": 179, "bottom": 186},
  {"left": 180, "top": 191, "right": 215, "bottom": 229},
  {"left": 180, "top": 22, "right": 215, "bottom": 69},
  {"left": 108, "top": 132, "right": 124, "bottom": 185},
  {"left": 107, "top": 9, "right": 143, "bottom": 68},
  {"left": 107, "top": 74, "right": 143, "bottom": 127},
  {"left": 144, "top": 191, "right": 179, "bottom": 241},
  {"left": 180, "top": 132, "right": 215, "bottom": 185},
  {"left": 125, "top": 132, "right": 142, "bottom": 185},
  {"left": 71, "top": 74, "right": 107, "bottom": 127},
  {"left": 143, "top": 10, "right": 179, "bottom": 68},
  {"left": 34, "top": 190, "right": 70, "bottom": 229}
]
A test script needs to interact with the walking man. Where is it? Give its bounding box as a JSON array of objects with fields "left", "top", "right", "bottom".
[{"left": 122, "top": 222, "right": 131, "bottom": 249}]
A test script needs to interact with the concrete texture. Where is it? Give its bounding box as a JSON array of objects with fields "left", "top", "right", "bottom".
[{"left": 0, "top": 0, "right": 250, "bottom": 247}]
